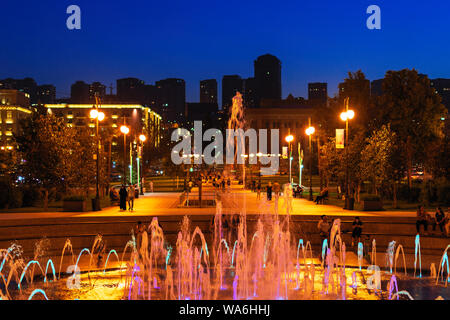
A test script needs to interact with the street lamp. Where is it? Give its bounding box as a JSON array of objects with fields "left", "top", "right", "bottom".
[
  {"left": 90, "top": 97, "right": 105, "bottom": 211},
  {"left": 340, "top": 97, "right": 355, "bottom": 210},
  {"left": 305, "top": 119, "right": 315, "bottom": 201},
  {"left": 120, "top": 125, "right": 130, "bottom": 184},
  {"left": 138, "top": 134, "right": 146, "bottom": 195},
  {"left": 285, "top": 134, "right": 294, "bottom": 184}
]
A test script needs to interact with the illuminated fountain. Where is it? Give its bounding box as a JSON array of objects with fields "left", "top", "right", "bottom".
[{"left": 1, "top": 209, "right": 449, "bottom": 300}]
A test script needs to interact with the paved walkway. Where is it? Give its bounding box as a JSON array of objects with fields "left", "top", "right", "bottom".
[{"left": 0, "top": 183, "right": 416, "bottom": 223}]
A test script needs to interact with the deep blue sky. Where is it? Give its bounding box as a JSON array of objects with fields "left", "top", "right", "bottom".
[{"left": 1, "top": 0, "right": 450, "bottom": 105}]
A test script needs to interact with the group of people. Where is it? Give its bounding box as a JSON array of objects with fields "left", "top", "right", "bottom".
[
  {"left": 416, "top": 205, "right": 450, "bottom": 236},
  {"left": 110, "top": 184, "right": 136, "bottom": 211},
  {"left": 317, "top": 215, "right": 364, "bottom": 250},
  {"left": 210, "top": 213, "right": 241, "bottom": 244},
  {"left": 252, "top": 181, "right": 281, "bottom": 201}
]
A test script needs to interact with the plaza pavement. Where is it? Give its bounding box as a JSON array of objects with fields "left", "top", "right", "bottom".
[{"left": 0, "top": 183, "right": 417, "bottom": 222}]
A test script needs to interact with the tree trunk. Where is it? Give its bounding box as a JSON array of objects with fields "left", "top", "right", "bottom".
[
  {"left": 42, "top": 189, "right": 49, "bottom": 211},
  {"left": 393, "top": 181, "right": 398, "bottom": 209},
  {"left": 406, "top": 136, "right": 413, "bottom": 189}
]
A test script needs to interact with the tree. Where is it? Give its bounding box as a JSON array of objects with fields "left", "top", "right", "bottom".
[
  {"left": 372, "top": 69, "right": 448, "bottom": 188},
  {"left": 15, "top": 114, "right": 78, "bottom": 210},
  {"left": 360, "top": 125, "right": 399, "bottom": 202}
]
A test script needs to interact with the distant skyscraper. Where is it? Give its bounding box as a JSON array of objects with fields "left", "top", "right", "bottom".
[
  {"left": 430, "top": 78, "right": 450, "bottom": 110},
  {"left": 89, "top": 82, "right": 106, "bottom": 101},
  {"left": 308, "top": 82, "right": 328, "bottom": 105},
  {"left": 116, "top": 77, "right": 145, "bottom": 102},
  {"left": 222, "top": 75, "right": 243, "bottom": 113},
  {"left": 243, "top": 77, "right": 257, "bottom": 108},
  {"left": 155, "top": 78, "right": 186, "bottom": 122},
  {"left": 36, "top": 84, "right": 56, "bottom": 104},
  {"left": 0, "top": 77, "right": 38, "bottom": 103},
  {"left": 71, "top": 81, "right": 90, "bottom": 103},
  {"left": 200, "top": 79, "right": 217, "bottom": 104},
  {"left": 254, "top": 54, "right": 281, "bottom": 106}
]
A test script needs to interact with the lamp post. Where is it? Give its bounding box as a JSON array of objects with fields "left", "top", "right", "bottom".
[
  {"left": 138, "top": 134, "right": 146, "bottom": 195},
  {"left": 285, "top": 134, "right": 294, "bottom": 184},
  {"left": 90, "top": 97, "right": 105, "bottom": 211},
  {"left": 305, "top": 118, "right": 315, "bottom": 201},
  {"left": 120, "top": 124, "right": 129, "bottom": 185},
  {"left": 340, "top": 97, "right": 355, "bottom": 210}
]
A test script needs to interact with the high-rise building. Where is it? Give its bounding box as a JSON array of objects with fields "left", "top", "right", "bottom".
[
  {"left": 200, "top": 79, "right": 217, "bottom": 104},
  {"left": 70, "top": 81, "right": 90, "bottom": 103},
  {"left": 0, "top": 89, "right": 33, "bottom": 150},
  {"left": 89, "top": 82, "right": 106, "bottom": 101},
  {"left": 36, "top": 85, "right": 56, "bottom": 104},
  {"left": 155, "top": 78, "right": 186, "bottom": 123},
  {"left": 116, "top": 78, "right": 145, "bottom": 102},
  {"left": 243, "top": 77, "right": 257, "bottom": 108},
  {"left": 430, "top": 78, "right": 450, "bottom": 111},
  {"left": 222, "top": 75, "right": 243, "bottom": 113},
  {"left": 254, "top": 54, "right": 281, "bottom": 106},
  {"left": 0, "top": 78, "right": 38, "bottom": 103},
  {"left": 308, "top": 82, "right": 327, "bottom": 105}
]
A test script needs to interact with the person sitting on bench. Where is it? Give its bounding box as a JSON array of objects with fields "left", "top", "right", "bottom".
[
  {"left": 294, "top": 185, "right": 303, "bottom": 198},
  {"left": 314, "top": 187, "right": 329, "bottom": 204}
]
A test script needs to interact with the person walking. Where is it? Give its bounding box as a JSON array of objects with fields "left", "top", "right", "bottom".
[
  {"left": 273, "top": 182, "right": 280, "bottom": 199},
  {"left": 256, "top": 181, "right": 262, "bottom": 200},
  {"left": 127, "top": 184, "right": 135, "bottom": 211},
  {"left": 119, "top": 185, "right": 128, "bottom": 211},
  {"left": 149, "top": 180, "right": 154, "bottom": 193},
  {"left": 266, "top": 182, "right": 273, "bottom": 201}
]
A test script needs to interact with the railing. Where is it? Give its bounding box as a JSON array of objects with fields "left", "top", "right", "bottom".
[{"left": 178, "top": 190, "right": 220, "bottom": 207}]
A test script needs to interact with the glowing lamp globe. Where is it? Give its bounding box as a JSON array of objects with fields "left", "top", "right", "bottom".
[
  {"left": 90, "top": 109, "right": 98, "bottom": 119},
  {"left": 305, "top": 126, "right": 315, "bottom": 136},
  {"left": 97, "top": 112, "right": 105, "bottom": 121},
  {"left": 120, "top": 125, "right": 130, "bottom": 135}
]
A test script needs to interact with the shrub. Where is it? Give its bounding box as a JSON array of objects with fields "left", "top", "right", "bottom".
[
  {"left": 361, "top": 194, "right": 381, "bottom": 202},
  {"left": 8, "top": 189, "right": 23, "bottom": 208},
  {"left": 0, "top": 180, "right": 9, "bottom": 208},
  {"left": 63, "top": 195, "right": 86, "bottom": 201},
  {"left": 436, "top": 182, "right": 450, "bottom": 205},
  {"left": 397, "top": 184, "right": 421, "bottom": 202},
  {"left": 21, "top": 187, "right": 41, "bottom": 207}
]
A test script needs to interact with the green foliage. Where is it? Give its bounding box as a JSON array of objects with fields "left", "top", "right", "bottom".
[
  {"left": 63, "top": 195, "right": 87, "bottom": 201},
  {"left": 15, "top": 114, "right": 78, "bottom": 192},
  {"left": 21, "top": 186, "right": 41, "bottom": 207},
  {"left": 361, "top": 194, "right": 381, "bottom": 202},
  {"left": 372, "top": 69, "right": 448, "bottom": 183},
  {"left": 360, "top": 125, "right": 397, "bottom": 194},
  {"left": 397, "top": 184, "right": 421, "bottom": 202}
]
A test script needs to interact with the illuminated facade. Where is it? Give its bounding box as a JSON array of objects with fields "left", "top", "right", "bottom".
[
  {"left": 44, "top": 103, "right": 162, "bottom": 149},
  {"left": 0, "top": 90, "right": 33, "bottom": 150}
]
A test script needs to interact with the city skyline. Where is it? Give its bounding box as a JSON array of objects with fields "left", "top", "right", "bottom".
[{"left": 2, "top": 1, "right": 450, "bottom": 104}]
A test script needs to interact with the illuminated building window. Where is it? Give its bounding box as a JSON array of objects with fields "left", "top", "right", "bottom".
[
  {"left": 112, "top": 115, "right": 118, "bottom": 119},
  {"left": 5, "top": 131, "right": 12, "bottom": 136},
  {"left": 6, "top": 111, "right": 13, "bottom": 124},
  {"left": 89, "top": 123, "right": 95, "bottom": 128}
]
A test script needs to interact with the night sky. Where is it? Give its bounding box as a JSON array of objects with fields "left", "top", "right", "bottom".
[{"left": 2, "top": 0, "right": 450, "bottom": 105}]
